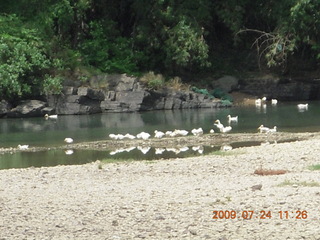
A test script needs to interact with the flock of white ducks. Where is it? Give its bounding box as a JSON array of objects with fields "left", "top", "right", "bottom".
[
  {"left": 19, "top": 100, "right": 309, "bottom": 155},
  {"left": 109, "top": 127, "right": 208, "bottom": 141}
]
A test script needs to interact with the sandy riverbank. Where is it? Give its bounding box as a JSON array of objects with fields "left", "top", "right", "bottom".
[{"left": 1, "top": 133, "right": 320, "bottom": 239}]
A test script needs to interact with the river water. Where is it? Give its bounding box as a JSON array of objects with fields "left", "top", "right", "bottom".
[{"left": 0, "top": 101, "right": 319, "bottom": 169}]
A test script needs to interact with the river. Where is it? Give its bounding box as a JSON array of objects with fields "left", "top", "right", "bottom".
[{"left": 0, "top": 100, "right": 318, "bottom": 169}]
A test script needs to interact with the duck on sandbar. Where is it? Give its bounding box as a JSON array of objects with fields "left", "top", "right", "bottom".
[{"left": 64, "top": 137, "right": 74, "bottom": 143}]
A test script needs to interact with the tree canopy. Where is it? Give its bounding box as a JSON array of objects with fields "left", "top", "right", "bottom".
[{"left": 0, "top": 0, "right": 319, "bottom": 100}]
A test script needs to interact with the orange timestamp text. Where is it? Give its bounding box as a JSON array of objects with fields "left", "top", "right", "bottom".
[{"left": 212, "top": 210, "right": 308, "bottom": 220}]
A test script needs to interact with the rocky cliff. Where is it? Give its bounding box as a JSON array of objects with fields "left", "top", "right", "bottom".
[{"left": 2, "top": 74, "right": 228, "bottom": 118}]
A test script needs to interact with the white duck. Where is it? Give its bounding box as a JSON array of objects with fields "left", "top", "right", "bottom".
[
  {"left": 227, "top": 115, "right": 238, "bottom": 122},
  {"left": 267, "top": 126, "right": 277, "bottom": 133},
  {"left": 174, "top": 129, "right": 189, "bottom": 136},
  {"left": 214, "top": 120, "right": 224, "bottom": 129},
  {"left": 165, "top": 131, "right": 173, "bottom": 137},
  {"left": 297, "top": 103, "right": 308, "bottom": 110},
  {"left": 109, "top": 134, "right": 118, "bottom": 140},
  {"left": 154, "top": 130, "right": 165, "bottom": 139},
  {"left": 220, "top": 126, "right": 232, "bottom": 133},
  {"left": 124, "top": 133, "right": 136, "bottom": 139},
  {"left": 136, "top": 132, "right": 151, "bottom": 140},
  {"left": 271, "top": 99, "right": 278, "bottom": 105},
  {"left": 255, "top": 98, "right": 262, "bottom": 106},
  {"left": 191, "top": 127, "right": 203, "bottom": 136},
  {"left": 258, "top": 125, "right": 270, "bottom": 133},
  {"left": 220, "top": 145, "right": 233, "bottom": 151},
  {"left": 44, "top": 114, "right": 58, "bottom": 119},
  {"left": 18, "top": 144, "right": 29, "bottom": 150},
  {"left": 64, "top": 137, "right": 74, "bottom": 143}
]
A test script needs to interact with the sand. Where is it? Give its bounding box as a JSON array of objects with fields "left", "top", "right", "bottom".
[{"left": 1, "top": 133, "right": 320, "bottom": 239}]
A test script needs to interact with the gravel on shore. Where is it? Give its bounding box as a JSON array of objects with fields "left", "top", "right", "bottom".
[{"left": 1, "top": 133, "right": 320, "bottom": 239}]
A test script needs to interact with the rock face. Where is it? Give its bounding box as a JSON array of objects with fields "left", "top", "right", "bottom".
[
  {"left": 7, "top": 100, "right": 48, "bottom": 118},
  {"left": 0, "top": 100, "right": 12, "bottom": 117},
  {"left": 213, "top": 75, "right": 239, "bottom": 92},
  {"left": 240, "top": 78, "right": 320, "bottom": 100},
  {"left": 0, "top": 74, "right": 228, "bottom": 118}
]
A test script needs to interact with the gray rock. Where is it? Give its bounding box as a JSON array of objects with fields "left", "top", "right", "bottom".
[
  {"left": 0, "top": 100, "right": 12, "bottom": 117},
  {"left": 62, "top": 86, "right": 76, "bottom": 95},
  {"left": 56, "top": 102, "right": 81, "bottom": 115},
  {"left": 107, "top": 74, "right": 139, "bottom": 92},
  {"left": 214, "top": 75, "right": 239, "bottom": 92},
  {"left": 100, "top": 101, "right": 122, "bottom": 112},
  {"left": 7, "top": 100, "right": 47, "bottom": 118},
  {"left": 77, "top": 87, "right": 105, "bottom": 101}
]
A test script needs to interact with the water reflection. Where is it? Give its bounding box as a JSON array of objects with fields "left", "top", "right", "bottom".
[{"left": 0, "top": 145, "right": 217, "bottom": 170}]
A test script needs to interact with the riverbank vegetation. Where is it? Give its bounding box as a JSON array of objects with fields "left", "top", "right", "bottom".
[{"left": 0, "top": 0, "right": 319, "bottom": 101}]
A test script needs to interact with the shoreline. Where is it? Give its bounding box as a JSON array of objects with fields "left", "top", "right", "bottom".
[{"left": 1, "top": 133, "right": 320, "bottom": 239}]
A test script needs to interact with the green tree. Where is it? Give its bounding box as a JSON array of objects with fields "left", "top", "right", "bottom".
[{"left": 0, "top": 14, "right": 63, "bottom": 99}]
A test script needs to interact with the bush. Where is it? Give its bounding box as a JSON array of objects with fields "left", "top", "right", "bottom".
[
  {"left": 140, "top": 72, "right": 165, "bottom": 90},
  {"left": 191, "top": 86, "right": 214, "bottom": 99},
  {"left": 211, "top": 88, "right": 233, "bottom": 102}
]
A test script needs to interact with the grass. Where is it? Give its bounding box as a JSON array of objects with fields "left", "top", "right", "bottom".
[
  {"left": 277, "top": 180, "right": 320, "bottom": 187},
  {"left": 101, "top": 158, "right": 136, "bottom": 164},
  {"left": 308, "top": 164, "right": 320, "bottom": 171},
  {"left": 209, "top": 149, "right": 245, "bottom": 156}
]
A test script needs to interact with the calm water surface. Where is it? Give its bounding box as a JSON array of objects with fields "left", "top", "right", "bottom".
[{"left": 1, "top": 101, "right": 319, "bottom": 169}]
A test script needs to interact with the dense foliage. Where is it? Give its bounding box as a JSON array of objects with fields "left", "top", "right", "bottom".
[{"left": 0, "top": 0, "right": 319, "bottom": 100}]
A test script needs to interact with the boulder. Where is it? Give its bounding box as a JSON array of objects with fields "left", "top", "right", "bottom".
[
  {"left": 213, "top": 75, "right": 239, "bottom": 92},
  {"left": 106, "top": 74, "right": 141, "bottom": 92},
  {"left": 0, "top": 100, "right": 12, "bottom": 117},
  {"left": 7, "top": 100, "right": 47, "bottom": 118},
  {"left": 77, "top": 87, "right": 105, "bottom": 101}
]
